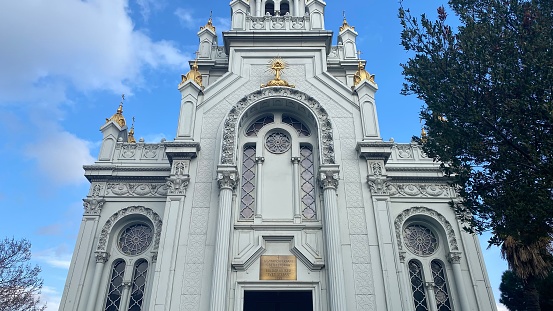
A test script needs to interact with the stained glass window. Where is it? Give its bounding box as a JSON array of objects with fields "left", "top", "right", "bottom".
[
  {"left": 282, "top": 115, "right": 310, "bottom": 136},
  {"left": 104, "top": 260, "right": 125, "bottom": 311},
  {"left": 127, "top": 260, "right": 149, "bottom": 311},
  {"left": 404, "top": 224, "right": 438, "bottom": 256},
  {"left": 246, "top": 115, "right": 274, "bottom": 136},
  {"left": 240, "top": 146, "right": 256, "bottom": 219},
  {"left": 300, "top": 145, "right": 316, "bottom": 219},
  {"left": 431, "top": 260, "right": 452, "bottom": 311},
  {"left": 409, "top": 260, "right": 429, "bottom": 311},
  {"left": 118, "top": 224, "right": 153, "bottom": 256},
  {"left": 265, "top": 132, "right": 291, "bottom": 154}
]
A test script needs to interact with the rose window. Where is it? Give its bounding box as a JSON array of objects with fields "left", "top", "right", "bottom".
[
  {"left": 265, "top": 132, "right": 291, "bottom": 154},
  {"left": 403, "top": 224, "right": 438, "bottom": 256},
  {"left": 118, "top": 224, "right": 153, "bottom": 256}
]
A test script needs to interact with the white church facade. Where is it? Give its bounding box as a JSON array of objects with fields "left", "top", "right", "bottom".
[{"left": 59, "top": 1, "right": 497, "bottom": 310}]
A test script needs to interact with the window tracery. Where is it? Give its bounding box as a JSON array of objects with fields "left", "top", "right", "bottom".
[
  {"left": 240, "top": 146, "right": 256, "bottom": 219},
  {"left": 118, "top": 224, "right": 153, "bottom": 256},
  {"left": 408, "top": 260, "right": 429, "bottom": 311},
  {"left": 265, "top": 132, "right": 291, "bottom": 154},
  {"left": 300, "top": 145, "right": 316, "bottom": 219},
  {"left": 128, "top": 260, "right": 149, "bottom": 311},
  {"left": 282, "top": 115, "right": 310, "bottom": 136},
  {"left": 246, "top": 115, "right": 274, "bottom": 136},
  {"left": 431, "top": 260, "right": 452, "bottom": 311},
  {"left": 404, "top": 224, "right": 438, "bottom": 256},
  {"left": 104, "top": 260, "right": 125, "bottom": 311}
]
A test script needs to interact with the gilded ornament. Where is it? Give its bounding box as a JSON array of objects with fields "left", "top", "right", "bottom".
[
  {"left": 200, "top": 12, "right": 216, "bottom": 32},
  {"left": 261, "top": 57, "right": 295, "bottom": 88},
  {"left": 180, "top": 55, "right": 203, "bottom": 87},
  {"left": 128, "top": 117, "right": 136, "bottom": 143},
  {"left": 105, "top": 94, "right": 127, "bottom": 128},
  {"left": 353, "top": 61, "right": 375, "bottom": 86},
  {"left": 339, "top": 16, "right": 355, "bottom": 32}
]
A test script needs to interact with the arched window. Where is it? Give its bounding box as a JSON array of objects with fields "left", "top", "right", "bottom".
[
  {"left": 104, "top": 260, "right": 125, "bottom": 311},
  {"left": 431, "top": 260, "right": 452, "bottom": 311},
  {"left": 265, "top": 1, "right": 275, "bottom": 16},
  {"left": 409, "top": 260, "right": 429, "bottom": 311},
  {"left": 402, "top": 218, "right": 456, "bottom": 310},
  {"left": 280, "top": 1, "right": 290, "bottom": 15},
  {"left": 128, "top": 260, "right": 149, "bottom": 311},
  {"left": 239, "top": 110, "right": 317, "bottom": 221},
  {"left": 240, "top": 145, "right": 257, "bottom": 219}
]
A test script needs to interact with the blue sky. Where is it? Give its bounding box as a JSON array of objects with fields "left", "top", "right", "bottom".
[{"left": 0, "top": 0, "right": 507, "bottom": 310}]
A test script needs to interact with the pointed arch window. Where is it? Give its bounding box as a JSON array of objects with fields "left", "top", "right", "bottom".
[
  {"left": 104, "top": 260, "right": 125, "bottom": 311},
  {"left": 408, "top": 260, "right": 429, "bottom": 311}
]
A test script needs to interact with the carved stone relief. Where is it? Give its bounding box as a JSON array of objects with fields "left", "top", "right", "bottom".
[
  {"left": 387, "top": 183, "right": 453, "bottom": 197},
  {"left": 120, "top": 144, "right": 137, "bottom": 159},
  {"left": 106, "top": 183, "right": 168, "bottom": 196},
  {"left": 96, "top": 206, "right": 162, "bottom": 252},
  {"left": 220, "top": 87, "right": 336, "bottom": 165},
  {"left": 394, "top": 206, "right": 459, "bottom": 254},
  {"left": 396, "top": 144, "right": 413, "bottom": 158},
  {"left": 83, "top": 198, "right": 105, "bottom": 215}
]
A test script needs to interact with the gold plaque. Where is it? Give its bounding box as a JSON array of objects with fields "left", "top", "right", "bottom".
[{"left": 260, "top": 255, "right": 297, "bottom": 280}]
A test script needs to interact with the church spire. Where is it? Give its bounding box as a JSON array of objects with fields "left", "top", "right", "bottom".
[
  {"left": 339, "top": 11, "right": 355, "bottom": 32},
  {"left": 179, "top": 52, "right": 203, "bottom": 88}
]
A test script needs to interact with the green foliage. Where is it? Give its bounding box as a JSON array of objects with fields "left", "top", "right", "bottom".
[
  {"left": 400, "top": 2, "right": 553, "bottom": 307},
  {"left": 500, "top": 269, "right": 553, "bottom": 310},
  {"left": 0, "top": 238, "right": 45, "bottom": 311},
  {"left": 399, "top": 0, "right": 553, "bottom": 244}
]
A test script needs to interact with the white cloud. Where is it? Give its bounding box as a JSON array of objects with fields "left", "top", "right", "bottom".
[
  {"left": 497, "top": 302, "right": 509, "bottom": 311},
  {"left": 135, "top": 0, "right": 165, "bottom": 21},
  {"left": 40, "top": 286, "right": 62, "bottom": 311},
  {"left": 0, "top": 0, "right": 188, "bottom": 105},
  {"left": 175, "top": 8, "right": 230, "bottom": 33},
  {"left": 34, "top": 247, "right": 73, "bottom": 269},
  {"left": 175, "top": 8, "right": 197, "bottom": 29},
  {"left": 24, "top": 124, "right": 95, "bottom": 185}
]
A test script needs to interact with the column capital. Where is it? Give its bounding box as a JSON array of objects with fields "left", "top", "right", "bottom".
[
  {"left": 448, "top": 252, "right": 462, "bottom": 264},
  {"left": 94, "top": 251, "right": 110, "bottom": 263},
  {"left": 319, "top": 165, "right": 340, "bottom": 190},
  {"left": 255, "top": 156, "right": 265, "bottom": 164},
  {"left": 217, "top": 165, "right": 238, "bottom": 190},
  {"left": 291, "top": 156, "right": 300, "bottom": 164},
  {"left": 83, "top": 198, "right": 105, "bottom": 215},
  {"left": 166, "top": 175, "right": 190, "bottom": 195}
]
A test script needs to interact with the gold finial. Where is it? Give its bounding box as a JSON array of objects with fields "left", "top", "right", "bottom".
[
  {"left": 128, "top": 117, "right": 136, "bottom": 143},
  {"left": 261, "top": 57, "right": 295, "bottom": 88},
  {"left": 105, "top": 94, "right": 127, "bottom": 128},
  {"left": 179, "top": 52, "right": 203, "bottom": 87},
  {"left": 200, "top": 11, "right": 216, "bottom": 32},
  {"left": 421, "top": 127, "right": 428, "bottom": 142},
  {"left": 353, "top": 61, "right": 376, "bottom": 86},
  {"left": 339, "top": 11, "right": 355, "bottom": 32}
]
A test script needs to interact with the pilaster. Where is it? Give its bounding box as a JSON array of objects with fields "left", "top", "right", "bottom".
[
  {"left": 353, "top": 80, "right": 380, "bottom": 140},
  {"left": 210, "top": 165, "right": 238, "bottom": 311}
]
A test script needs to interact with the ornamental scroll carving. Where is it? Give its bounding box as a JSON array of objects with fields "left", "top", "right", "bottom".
[
  {"left": 220, "top": 87, "right": 335, "bottom": 165},
  {"left": 96, "top": 206, "right": 162, "bottom": 253},
  {"left": 83, "top": 198, "right": 105, "bottom": 215},
  {"left": 319, "top": 171, "right": 339, "bottom": 190},
  {"left": 387, "top": 184, "right": 453, "bottom": 197},
  {"left": 166, "top": 160, "right": 190, "bottom": 195},
  {"left": 394, "top": 206, "right": 459, "bottom": 255},
  {"left": 106, "top": 183, "right": 168, "bottom": 196},
  {"left": 217, "top": 171, "right": 238, "bottom": 190}
]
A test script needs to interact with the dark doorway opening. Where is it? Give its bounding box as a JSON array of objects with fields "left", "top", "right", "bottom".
[{"left": 244, "top": 291, "right": 313, "bottom": 311}]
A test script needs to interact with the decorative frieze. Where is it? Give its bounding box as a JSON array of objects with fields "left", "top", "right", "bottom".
[
  {"left": 387, "top": 183, "right": 452, "bottom": 197},
  {"left": 106, "top": 183, "right": 168, "bottom": 197}
]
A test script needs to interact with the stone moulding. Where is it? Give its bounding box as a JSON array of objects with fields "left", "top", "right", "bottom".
[
  {"left": 394, "top": 206, "right": 459, "bottom": 255},
  {"left": 220, "top": 87, "right": 335, "bottom": 165},
  {"left": 96, "top": 206, "right": 162, "bottom": 253}
]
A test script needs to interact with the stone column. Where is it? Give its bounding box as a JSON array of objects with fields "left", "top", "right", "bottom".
[
  {"left": 319, "top": 166, "right": 347, "bottom": 311},
  {"left": 85, "top": 251, "right": 109, "bottom": 311},
  {"left": 291, "top": 157, "right": 301, "bottom": 223},
  {"left": 425, "top": 282, "right": 439, "bottom": 311},
  {"left": 254, "top": 157, "right": 264, "bottom": 223},
  {"left": 209, "top": 166, "right": 238, "bottom": 311},
  {"left": 448, "top": 252, "right": 470, "bottom": 311},
  {"left": 256, "top": 0, "right": 262, "bottom": 16}
]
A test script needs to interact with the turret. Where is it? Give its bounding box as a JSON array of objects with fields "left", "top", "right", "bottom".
[{"left": 99, "top": 95, "right": 128, "bottom": 161}]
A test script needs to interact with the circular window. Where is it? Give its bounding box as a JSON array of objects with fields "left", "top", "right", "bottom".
[
  {"left": 403, "top": 224, "right": 438, "bottom": 256},
  {"left": 265, "top": 132, "right": 291, "bottom": 154},
  {"left": 118, "top": 224, "right": 153, "bottom": 256}
]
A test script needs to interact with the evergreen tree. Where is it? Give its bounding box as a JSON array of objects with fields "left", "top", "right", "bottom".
[{"left": 399, "top": 1, "right": 553, "bottom": 309}]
